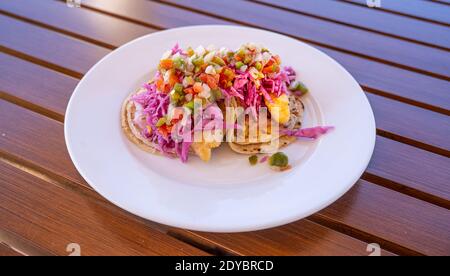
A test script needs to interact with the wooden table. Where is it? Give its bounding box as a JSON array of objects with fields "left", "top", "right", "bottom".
[{"left": 0, "top": 0, "right": 449, "bottom": 256}]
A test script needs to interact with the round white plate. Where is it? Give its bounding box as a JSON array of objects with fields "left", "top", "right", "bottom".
[{"left": 65, "top": 25, "right": 375, "bottom": 232}]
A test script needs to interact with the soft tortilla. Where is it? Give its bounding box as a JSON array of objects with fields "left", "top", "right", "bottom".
[
  {"left": 121, "top": 89, "right": 169, "bottom": 156},
  {"left": 228, "top": 93, "right": 304, "bottom": 154},
  {"left": 121, "top": 89, "right": 221, "bottom": 161}
]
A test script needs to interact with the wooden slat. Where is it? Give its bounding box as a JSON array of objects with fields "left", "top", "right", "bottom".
[
  {"left": 0, "top": 0, "right": 156, "bottom": 49},
  {"left": 170, "top": 220, "right": 394, "bottom": 256},
  {"left": 253, "top": 0, "right": 450, "bottom": 49},
  {"left": 0, "top": 14, "right": 109, "bottom": 77},
  {"left": 174, "top": 180, "right": 450, "bottom": 256},
  {"left": 1, "top": 0, "right": 448, "bottom": 113},
  {"left": 155, "top": 0, "right": 450, "bottom": 79},
  {"left": 1, "top": 98, "right": 448, "bottom": 255},
  {"left": 316, "top": 46, "right": 450, "bottom": 114},
  {"left": 368, "top": 136, "right": 450, "bottom": 207},
  {"left": 0, "top": 159, "right": 208, "bottom": 256},
  {"left": 314, "top": 180, "right": 450, "bottom": 255},
  {"left": 0, "top": 98, "right": 87, "bottom": 188},
  {"left": 433, "top": 0, "right": 450, "bottom": 5},
  {"left": 344, "top": 0, "right": 450, "bottom": 25},
  {"left": 0, "top": 243, "right": 23, "bottom": 256},
  {"left": 0, "top": 0, "right": 448, "bottom": 255},
  {"left": 0, "top": 52, "right": 77, "bottom": 120},
  {"left": 1, "top": 20, "right": 449, "bottom": 200},
  {"left": 0, "top": 104, "right": 392, "bottom": 256},
  {"left": 3, "top": 13, "right": 449, "bottom": 153},
  {"left": 0, "top": 54, "right": 450, "bottom": 203},
  {"left": 82, "top": 0, "right": 232, "bottom": 28},
  {"left": 367, "top": 93, "right": 450, "bottom": 153}
]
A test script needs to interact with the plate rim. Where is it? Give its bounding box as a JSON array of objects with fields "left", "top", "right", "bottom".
[{"left": 64, "top": 25, "right": 376, "bottom": 232}]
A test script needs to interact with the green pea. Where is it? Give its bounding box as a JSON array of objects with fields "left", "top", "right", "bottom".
[
  {"left": 272, "top": 64, "right": 279, "bottom": 73},
  {"left": 212, "top": 56, "right": 225, "bottom": 66},
  {"left": 249, "top": 155, "right": 258, "bottom": 166},
  {"left": 235, "top": 61, "right": 244, "bottom": 69},
  {"left": 174, "top": 83, "right": 183, "bottom": 93},
  {"left": 156, "top": 117, "right": 167, "bottom": 127},
  {"left": 289, "top": 81, "right": 309, "bottom": 94},
  {"left": 237, "top": 49, "right": 246, "bottom": 58},
  {"left": 183, "top": 100, "right": 195, "bottom": 111},
  {"left": 170, "top": 91, "right": 180, "bottom": 103},
  {"left": 192, "top": 57, "right": 204, "bottom": 67},
  {"left": 211, "top": 88, "right": 224, "bottom": 101},
  {"left": 255, "top": 62, "right": 262, "bottom": 71},
  {"left": 173, "top": 57, "right": 184, "bottom": 69},
  {"left": 170, "top": 88, "right": 184, "bottom": 105},
  {"left": 269, "top": 152, "right": 289, "bottom": 167},
  {"left": 223, "top": 68, "right": 234, "bottom": 77}
]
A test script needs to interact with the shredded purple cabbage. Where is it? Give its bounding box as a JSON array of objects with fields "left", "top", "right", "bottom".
[{"left": 282, "top": 126, "right": 335, "bottom": 139}]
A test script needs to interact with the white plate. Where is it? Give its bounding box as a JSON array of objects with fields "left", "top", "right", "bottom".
[{"left": 65, "top": 25, "right": 375, "bottom": 232}]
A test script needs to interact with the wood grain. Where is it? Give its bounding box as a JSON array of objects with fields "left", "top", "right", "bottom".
[
  {"left": 173, "top": 180, "right": 450, "bottom": 256},
  {"left": 253, "top": 0, "right": 450, "bottom": 49},
  {"left": 1, "top": 58, "right": 449, "bottom": 202},
  {"left": 1, "top": 7, "right": 448, "bottom": 153},
  {"left": 314, "top": 180, "right": 450, "bottom": 256},
  {"left": 1, "top": 100, "right": 448, "bottom": 255},
  {"left": 0, "top": 14, "right": 109, "bottom": 77},
  {"left": 0, "top": 52, "right": 77, "bottom": 120},
  {"left": 344, "top": 0, "right": 450, "bottom": 26},
  {"left": 0, "top": 103, "right": 399, "bottom": 256},
  {"left": 1, "top": 0, "right": 448, "bottom": 113},
  {"left": 316, "top": 46, "right": 450, "bottom": 114},
  {"left": 368, "top": 136, "right": 450, "bottom": 207},
  {"left": 367, "top": 93, "right": 450, "bottom": 153},
  {"left": 0, "top": 160, "right": 208, "bottom": 256},
  {"left": 156, "top": 0, "right": 450, "bottom": 79},
  {"left": 82, "top": 0, "right": 231, "bottom": 28},
  {"left": 0, "top": 0, "right": 156, "bottom": 49},
  {"left": 0, "top": 100, "right": 88, "bottom": 188},
  {"left": 170, "top": 220, "right": 394, "bottom": 256},
  {"left": 0, "top": 243, "right": 23, "bottom": 256},
  {"left": 0, "top": 0, "right": 448, "bottom": 256}
]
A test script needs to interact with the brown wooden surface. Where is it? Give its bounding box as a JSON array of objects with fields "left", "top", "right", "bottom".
[
  {"left": 344, "top": 0, "right": 450, "bottom": 26},
  {"left": 0, "top": 0, "right": 449, "bottom": 256},
  {"left": 0, "top": 243, "right": 23, "bottom": 256}
]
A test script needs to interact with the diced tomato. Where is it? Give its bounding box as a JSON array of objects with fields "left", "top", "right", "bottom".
[
  {"left": 206, "top": 76, "right": 218, "bottom": 89},
  {"left": 168, "top": 73, "right": 179, "bottom": 87},
  {"left": 193, "top": 82, "right": 203, "bottom": 93},
  {"left": 184, "top": 87, "right": 194, "bottom": 94},
  {"left": 158, "top": 124, "right": 171, "bottom": 138},
  {"left": 273, "top": 55, "right": 281, "bottom": 64},
  {"left": 199, "top": 73, "right": 208, "bottom": 83},
  {"left": 200, "top": 73, "right": 218, "bottom": 89},
  {"left": 159, "top": 59, "right": 173, "bottom": 70},
  {"left": 200, "top": 63, "right": 208, "bottom": 72},
  {"left": 265, "top": 58, "right": 274, "bottom": 67},
  {"left": 262, "top": 66, "right": 273, "bottom": 74},
  {"left": 155, "top": 76, "right": 164, "bottom": 91},
  {"left": 218, "top": 67, "right": 235, "bottom": 88},
  {"left": 172, "top": 108, "right": 184, "bottom": 121}
]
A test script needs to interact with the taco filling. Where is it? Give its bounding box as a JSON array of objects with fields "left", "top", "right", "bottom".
[{"left": 121, "top": 43, "right": 333, "bottom": 163}]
